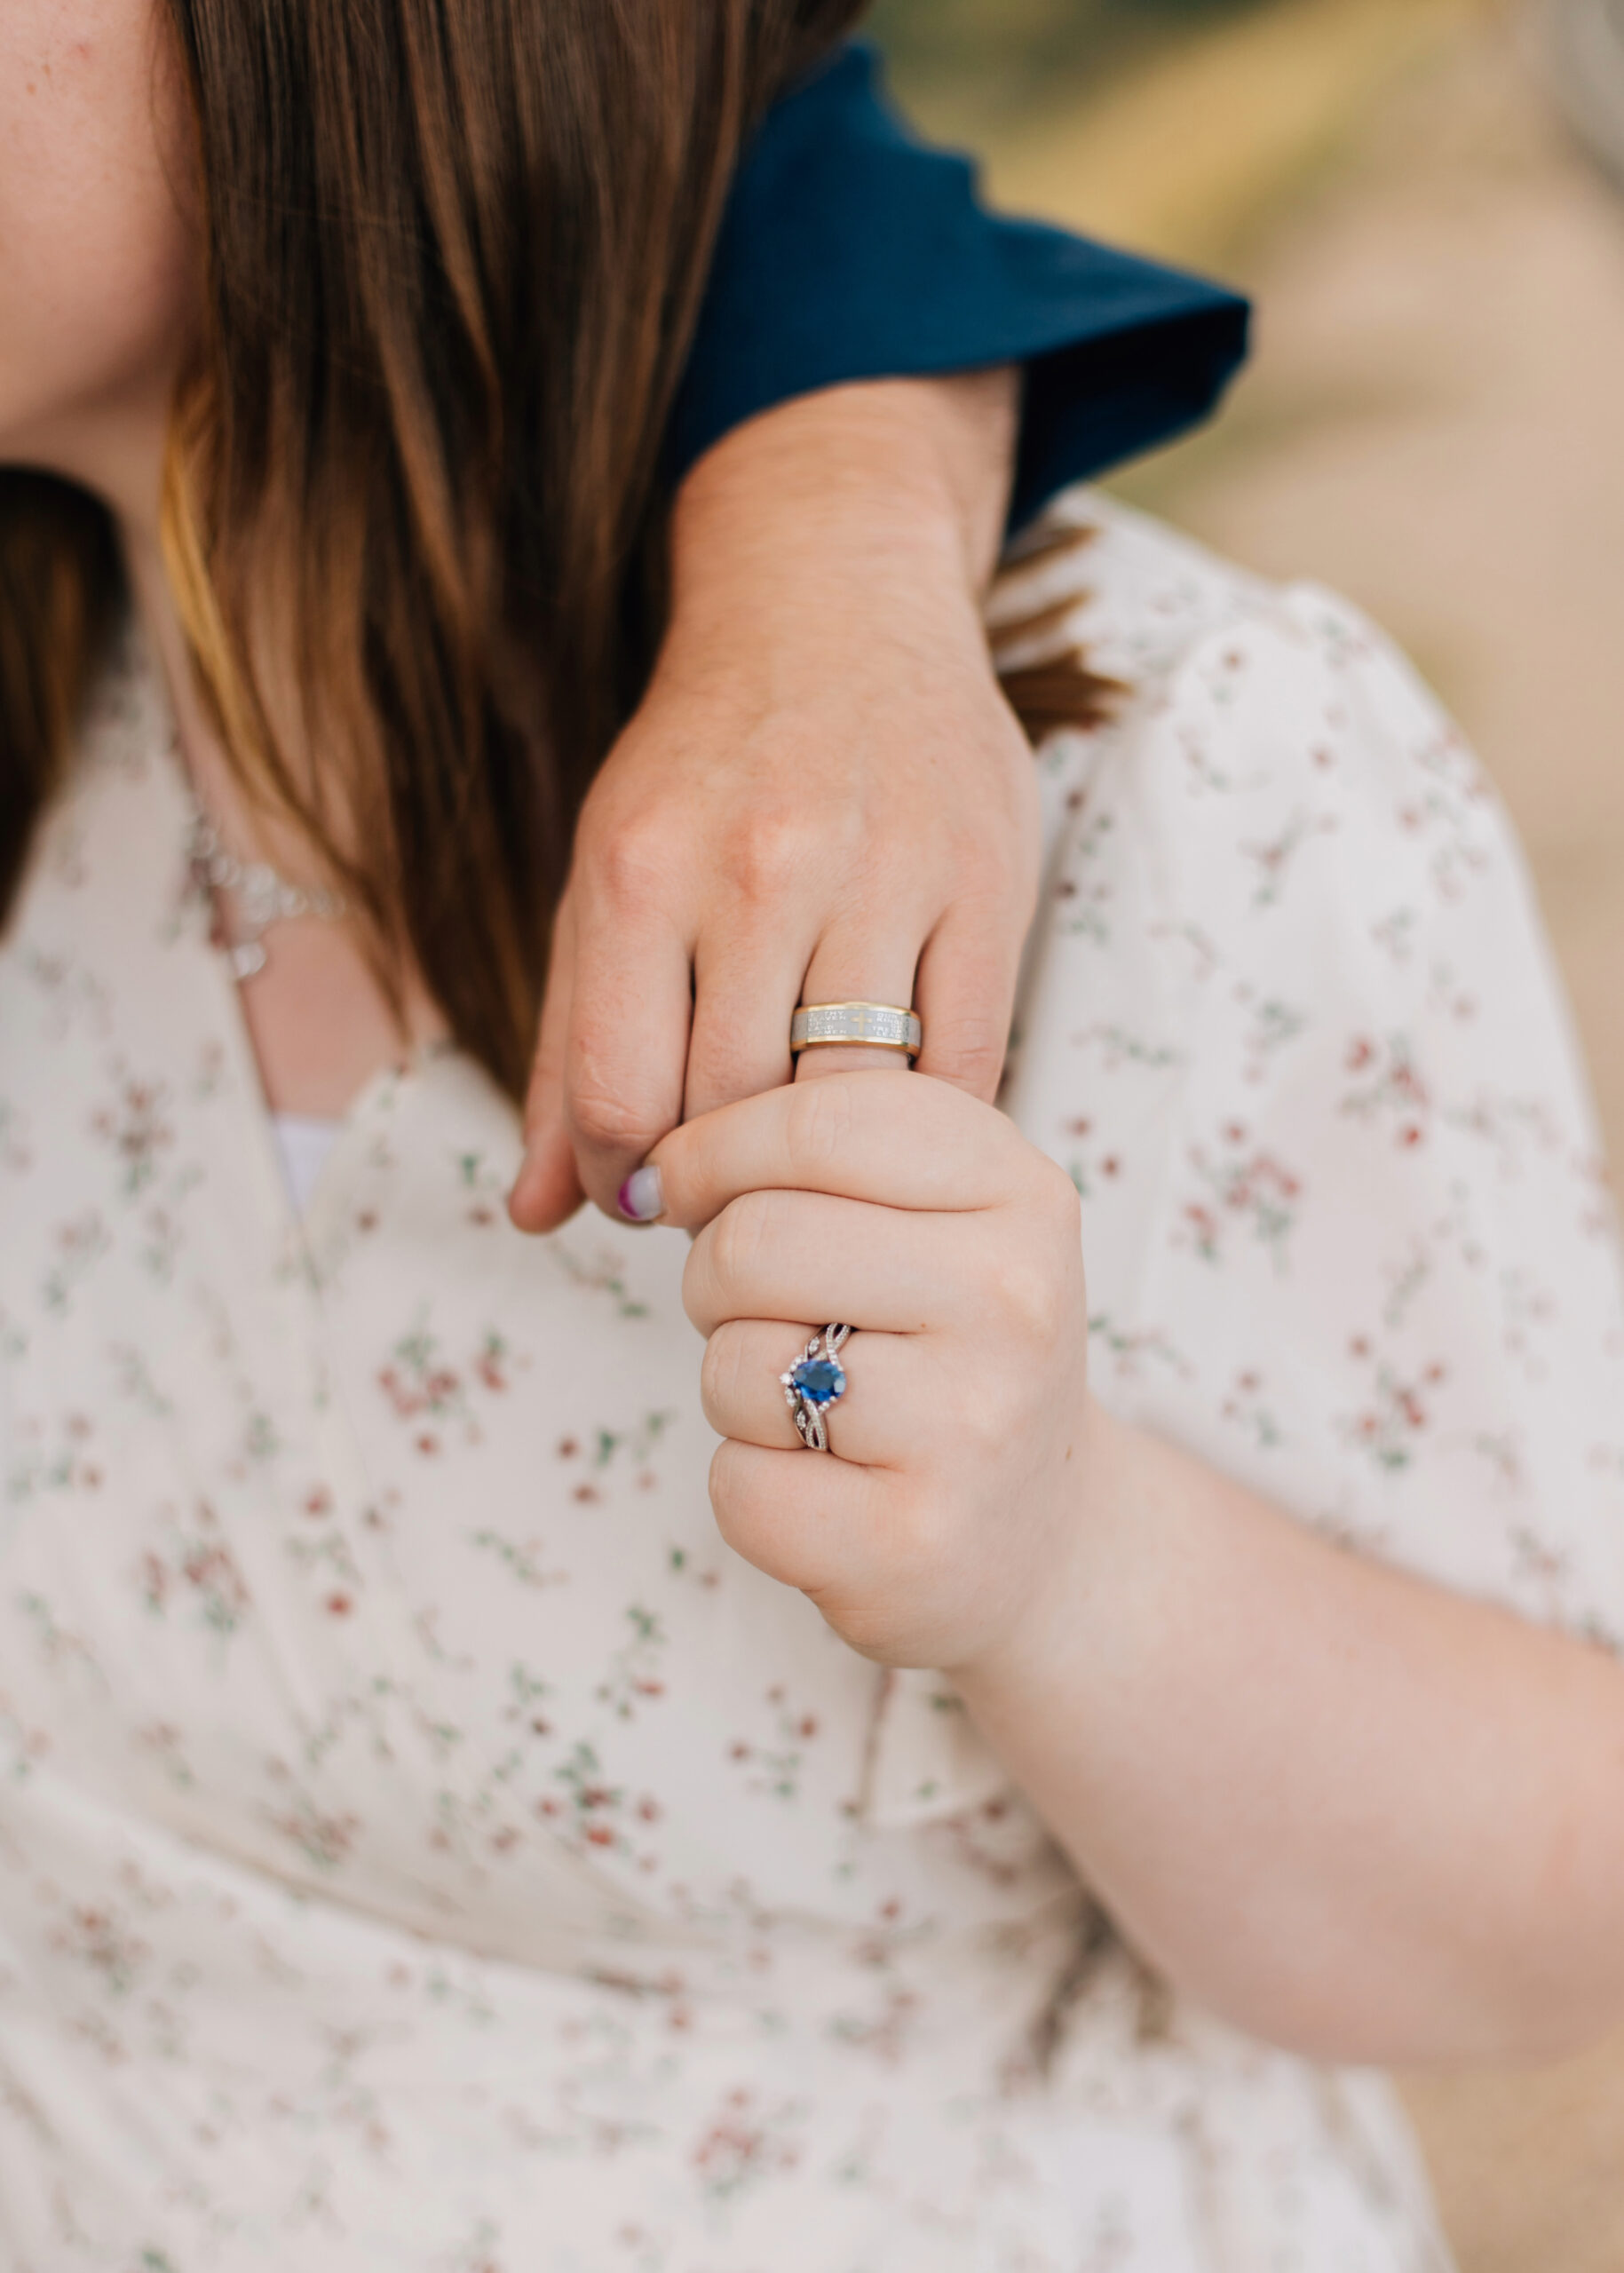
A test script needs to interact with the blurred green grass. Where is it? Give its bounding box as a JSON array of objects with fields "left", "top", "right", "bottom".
[
  {"left": 867, "top": 0, "right": 1261, "bottom": 124},
  {"left": 867, "top": 0, "right": 1484, "bottom": 273}
]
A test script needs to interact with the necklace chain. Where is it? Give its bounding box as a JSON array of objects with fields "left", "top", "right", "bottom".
[{"left": 183, "top": 796, "right": 348, "bottom": 982}]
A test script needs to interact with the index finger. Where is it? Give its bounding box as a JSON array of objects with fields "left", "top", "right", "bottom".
[{"left": 642, "top": 1070, "right": 1021, "bottom": 1233}]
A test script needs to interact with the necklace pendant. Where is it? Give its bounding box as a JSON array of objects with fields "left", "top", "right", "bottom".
[{"left": 229, "top": 939, "right": 268, "bottom": 981}]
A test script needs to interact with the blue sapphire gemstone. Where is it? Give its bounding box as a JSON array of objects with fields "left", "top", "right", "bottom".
[{"left": 789, "top": 1356, "right": 846, "bottom": 1406}]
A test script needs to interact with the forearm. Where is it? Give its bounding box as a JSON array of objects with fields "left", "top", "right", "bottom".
[
  {"left": 956, "top": 1398, "right": 1624, "bottom": 2067},
  {"left": 666, "top": 371, "right": 1018, "bottom": 670}
]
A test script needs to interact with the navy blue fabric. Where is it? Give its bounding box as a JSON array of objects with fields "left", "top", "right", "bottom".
[{"left": 669, "top": 44, "right": 1250, "bottom": 529}]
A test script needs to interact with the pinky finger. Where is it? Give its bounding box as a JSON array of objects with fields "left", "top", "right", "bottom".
[{"left": 911, "top": 896, "right": 1024, "bottom": 1105}]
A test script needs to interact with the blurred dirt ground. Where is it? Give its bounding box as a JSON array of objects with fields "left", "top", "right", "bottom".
[{"left": 891, "top": 4, "right": 1624, "bottom": 2266}]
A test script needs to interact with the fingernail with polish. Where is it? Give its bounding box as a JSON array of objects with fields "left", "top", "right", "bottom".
[{"left": 618, "top": 1164, "right": 664, "bottom": 1223}]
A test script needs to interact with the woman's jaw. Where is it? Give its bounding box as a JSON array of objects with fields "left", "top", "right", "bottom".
[{"left": 0, "top": 0, "right": 196, "bottom": 534}]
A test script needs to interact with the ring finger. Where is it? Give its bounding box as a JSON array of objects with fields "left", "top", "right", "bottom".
[
  {"left": 700, "top": 1317, "right": 927, "bottom": 1467},
  {"left": 793, "top": 923, "right": 923, "bottom": 1083}
]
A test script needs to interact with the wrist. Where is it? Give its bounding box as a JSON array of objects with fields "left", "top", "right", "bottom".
[
  {"left": 951, "top": 1390, "right": 1136, "bottom": 1699},
  {"left": 667, "top": 373, "right": 1017, "bottom": 658}
]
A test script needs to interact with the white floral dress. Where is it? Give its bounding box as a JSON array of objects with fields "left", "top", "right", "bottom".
[{"left": 3, "top": 495, "right": 1621, "bottom": 2273}]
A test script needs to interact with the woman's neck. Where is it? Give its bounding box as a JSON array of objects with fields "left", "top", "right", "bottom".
[{"left": 122, "top": 519, "right": 449, "bottom": 1119}]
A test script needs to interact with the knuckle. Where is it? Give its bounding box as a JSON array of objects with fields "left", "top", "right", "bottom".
[
  {"left": 706, "top": 1188, "right": 779, "bottom": 1298},
  {"left": 997, "top": 1240, "right": 1070, "bottom": 1345},
  {"left": 720, "top": 809, "right": 804, "bottom": 907},
  {"left": 590, "top": 814, "right": 676, "bottom": 915},
  {"left": 698, "top": 1323, "right": 748, "bottom": 1431},
  {"left": 568, "top": 1080, "right": 660, "bottom": 1158},
  {"left": 956, "top": 1389, "right": 1010, "bottom": 1465},
  {"left": 708, "top": 1437, "right": 749, "bottom": 1529},
  {"left": 925, "top": 1018, "right": 1009, "bottom": 1101}
]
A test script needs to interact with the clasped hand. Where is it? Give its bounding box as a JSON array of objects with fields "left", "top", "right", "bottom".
[{"left": 645, "top": 1071, "right": 1094, "bottom": 1676}]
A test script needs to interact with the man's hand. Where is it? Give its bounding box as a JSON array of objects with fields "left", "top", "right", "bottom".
[{"left": 507, "top": 371, "right": 1039, "bottom": 1232}]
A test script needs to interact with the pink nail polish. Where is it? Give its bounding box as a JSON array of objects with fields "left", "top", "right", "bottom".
[{"left": 618, "top": 1165, "right": 664, "bottom": 1222}]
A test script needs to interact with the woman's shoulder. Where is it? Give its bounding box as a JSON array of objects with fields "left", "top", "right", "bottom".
[
  {"left": 994, "top": 486, "right": 1423, "bottom": 718},
  {"left": 992, "top": 487, "right": 1277, "bottom": 697}
]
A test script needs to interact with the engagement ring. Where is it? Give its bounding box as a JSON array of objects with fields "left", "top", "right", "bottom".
[{"left": 780, "top": 1325, "right": 853, "bottom": 1453}]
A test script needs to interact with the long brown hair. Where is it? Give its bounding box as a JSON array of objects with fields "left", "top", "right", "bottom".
[{"left": 0, "top": 1, "right": 1113, "bottom": 1102}]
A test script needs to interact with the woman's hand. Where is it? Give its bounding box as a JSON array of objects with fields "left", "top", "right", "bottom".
[
  {"left": 645, "top": 1069, "right": 1093, "bottom": 1672},
  {"left": 507, "top": 373, "right": 1040, "bottom": 1232},
  {"left": 646, "top": 1074, "right": 1624, "bottom": 2072}
]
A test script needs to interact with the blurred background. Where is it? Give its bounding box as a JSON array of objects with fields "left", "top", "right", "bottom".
[{"left": 865, "top": 1, "right": 1624, "bottom": 2268}]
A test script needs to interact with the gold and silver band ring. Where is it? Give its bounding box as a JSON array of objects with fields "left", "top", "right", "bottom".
[{"left": 790, "top": 1002, "right": 922, "bottom": 1057}]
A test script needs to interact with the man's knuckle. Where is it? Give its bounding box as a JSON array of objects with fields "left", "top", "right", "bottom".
[
  {"left": 592, "top": 817, "right": 674, "bottom": 913},
  {"left": 722, "top": 810, "right": 804, "bottom": 907}
]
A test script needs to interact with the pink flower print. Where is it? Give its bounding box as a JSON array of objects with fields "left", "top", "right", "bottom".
[
  {"left": 378, "top": 1322, "right": 527, "bottom": 1447},
  {"left": 469, "top": 1529, "right": 567, "bottom": 1589},
  {"left": 1063, "top": 1115, "right": 1127, "bottom": 1200},
  {"left": 500, "top": 1662, "right": 554, "bottom": 1738},
  {"left": 595, "top": 1604, "right": 669, "bottom": 1721},
  {"left": 551, "top": 1239, "right": 652, "bottom": 1320},
  {"left": 1219, "top": 1368, "right": 1287, "bottom": 1451},
  {"left": 1240, "top": 809, "right": 1337, "bottom": 908},
  {"left": 1340, "top": 1350, "right": 1447, "bottom": 1474},
  {"left": 89, "top": 1073, "right": 174, "bottom": 1198},
  {"left": 5, "top": 1409, "right": 103, "bottom": 1505},
  {"left": 1087, "top": 1313, "right": 1194, "bottom": 1384},
  {"left": 40, "top": 1208, "right": 110, "bottom": 1313},
  {"left": 1443, "top": 1089, "right": 1565, "bottom": 1180},
  {"left": 379, "top": 1332, "right": 465, "bottom": 1422},
  {"left": 1054, "top": 808, "right": 1117, "bottom": 943},
  {"left": 451, "top": 1147, "right": 510, "bottom": 1234},
  {"left": 1239, "top": 996, "right": 1308, "bottom": 1086},
  {"left": 1072, "top": 1021, "right": 1182, "bottom": 1076},
  {"left": 691, "top": 2087, "right": 805, "bottom": 2202},
  {"left": 543, "top": 1741, "right": 655, "bottom": 1863},
  {"left": 590, "top": 1411, "right": 677, "bottom": 1475},
  {"left": 1339, "top": 1033, "right": 1431, "bottom": 1150},
  {"left": 138, "top": 1504, "right": 251, "bottom": 1635},
  {"left": 134, "top": 1721, "right": 196, "bottom": 1792},
  {"left": 725, "top": 1685, "right": 822, "bottom": 1802},
  {"left": 828, "top": 1983, "right": 922, "bottom": 2065},
  {"left": 263, "top": 1785, "right": 360, "bottom": 1872},
  {"left": 1179, "top": 1127, "right": 1303, "bottom": 1271},
  {"left": 51, "top": 1904, "right": 150, "bottom": 1998},
  {"left": 473, "top": 1332, "right": 511, "bottom": 1392}
]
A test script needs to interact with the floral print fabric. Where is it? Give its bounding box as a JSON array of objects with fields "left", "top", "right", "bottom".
[{"left": 1, "top": 494, "right": 1620, "bottom": 2272}]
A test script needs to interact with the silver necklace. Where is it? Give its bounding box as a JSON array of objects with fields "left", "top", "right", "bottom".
[{"left": 184, "top": 796, "right": 348, "bottom": 981}]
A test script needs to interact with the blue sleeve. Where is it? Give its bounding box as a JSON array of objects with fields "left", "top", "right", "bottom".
[{"left": 668, "top": 44, "right": 1250, "bottom": 529}]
